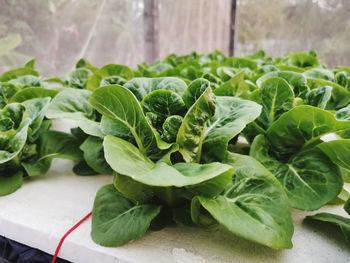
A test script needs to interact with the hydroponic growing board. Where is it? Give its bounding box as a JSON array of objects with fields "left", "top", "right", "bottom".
[{"left": 0, "top": 158, "right": 349, "bottom": 263}]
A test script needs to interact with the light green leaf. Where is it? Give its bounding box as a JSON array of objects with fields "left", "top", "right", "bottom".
[
  {"left": 176, "top": 87, "right": 215, "bottom": 163},
  {"left": 141, "top": 89, "right": 186, "bottom": 118},
  {"left": 259, "top": 77, "right": 294, "bottom": 126},
  {"left": 306, "top": 86, "right": 332, "bottom": 110},
  {"left": 251, "top": 135, "right": 343, "bottom": 211},
  {"left": 10, "top": 87, "right": 58, "bottom": 103},
  {"left": 266, "top": 106, "right": 350, "bottom": 159},
  {"left": 256, "top": 71, "right": 308, "bottom": 97},
  {"left": 22, "top": 130, "right": 83, "bottom": 176},
  {"left": 91, "top": 184, "right": 161, "bottom": 247},
  {"left": 303, "top": 68, "right": 334, "bottom": 81},
  {"left": 46, "top": 88, "right": 96, "bottom": 121},
  {"left": 124, "top": 77, "right": 188, "bottom": 101},
  {"left": 290, "top": 52, "right": 319, "bottom": 68},
  {"left": 103, "top": 135, "right": 233, "bottom": 188},
  {"left": 23, "top": 98, "right": 51, "bottom": 142},
  {"left": 202, "top": 96, "right": 261, "bottom": 161},
  {"left": 161, "top": 115, "right": 183, "bottom": 143},
  {"left": 193, "top": 153, "right": 293, "bottom": 249},
  {"left": 0, "top": 104, "right": 31, "bottom": 164},
  {"left": 87, "top": 64, "right": 134, "bottom": 92},
  {"left": 335, "top": 104, "right": 350, "bottom": 121},
  {"left": 213, "top": 71, "right": 250, "bottom": 98},
  {"left": 182, "top": 78, "right": 210, "bottom": 108},
  {"left": 307, "top": 78, "right": 350, "bottom": 109},
  {"left": 90, "top": 85, "right": 171, "bottom": 157},
  {"left": 318, "top": 139, "right": 350, "bottom": 172},
  {"left": 77, "top": 119, "right": 104, "bottom": 138},
  {"left": 0, "top": 67, "right": 39, "bottom": 82}
]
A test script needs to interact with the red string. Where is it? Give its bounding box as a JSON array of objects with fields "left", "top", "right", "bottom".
[{"left": 51, "top": 211, "right": 92, "bottom": 263}]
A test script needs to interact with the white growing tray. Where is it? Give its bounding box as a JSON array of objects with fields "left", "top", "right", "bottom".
[{"left": 0, "top": 120, "right": 349, "bottom": 263}]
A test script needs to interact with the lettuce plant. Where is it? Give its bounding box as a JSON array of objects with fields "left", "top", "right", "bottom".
[
  {"left": 86, "top": 81, "right": 294, "bottom": 249},
  {"left": 0, "top": 62, "right": 84, "bottom": 195}
]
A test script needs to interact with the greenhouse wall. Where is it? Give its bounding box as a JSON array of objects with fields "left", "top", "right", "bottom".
[{"left": 0, "top": 0, "right": 349, "bottom": 76}]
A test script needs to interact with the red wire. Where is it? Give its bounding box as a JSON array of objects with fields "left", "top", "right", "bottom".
[{"left": 51, "top": 211, "right": 92, "bottom": 263}]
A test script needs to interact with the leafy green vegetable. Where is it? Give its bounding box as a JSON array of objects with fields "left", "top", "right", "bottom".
[
  {"left": 266, "top": 106, "right": 350, "bottom": 159},
  {"left": 251, "top": 135, "right": 342, "bottom": 210},
  {"left": 306, "top": 213, "right": 350, "bottom": 243},
  {"left": 192, "top": 153, "right": 293, "bottom": 249},
  {"left": 87, "top": 64, "right": 134, "bottom": 91},
  {"left": 80, "top": 136, "right": 112, "bottom": 175},
  {"left": 124, "top": 77, "right": 188, "bottom": 101},
  {"left": 176, "top": 87, "right": 215, "bottom": 163},
  {"left": 103, "top": 135, "right": 233, "bottom": 188},
  {"left": 89, "top": 85, "right": 171, "bottom": 157},
  {"left": 46, "top": 88, "right": 96, "bottom": 121},
  {"left": 91, "top": 184, "right": 161, "bottom": 247},
  {"left": 202, "top": 96, "right": 261, "bottom": 161}
]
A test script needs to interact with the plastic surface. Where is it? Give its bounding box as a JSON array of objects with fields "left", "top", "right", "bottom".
[{"left": 0, "top": 158, "right": 348, "bottom": 263}]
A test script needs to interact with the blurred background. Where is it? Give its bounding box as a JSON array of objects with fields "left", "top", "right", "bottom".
[{"left": 0, "top": 0, "right": 349, "bottom": 76}]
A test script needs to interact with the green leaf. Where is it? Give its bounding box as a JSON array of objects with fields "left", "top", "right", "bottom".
[
  {"left": 213, "top": 71, "right": 250, "bottom": 98},
  {"left": 345, "top": 198, "right": 350, "bottom": 215},
  {"left": 77, "top": 119, "right": 104, "bottom": 138},
  {"left": 307, "top": 78, "right": 350, "bottom": 109},
  {"left": 0, "top": 66, "right": 38, "bottom": 82},
  {"left": 256, "top": 71, "right": 308, "bottom": 97},
  {"left": 0, "top": 172, "right": 23, "bottom": 196},
  {"left": 73, "top": 160, "right": 98, "bottom": 176},
  {"left": 91, "top": 184, "right": 161, "bottom": 247},
  {"left": 80, "top": 136, "right": 112, "bottom": 175},
  {"left": 176, "top": 87, "right": 215, "bottom": 163},
  {"left": 335, "top": 71, "right": 348, "bottom": 88},
  {"left": 266, "top": 106, "right": 350, "bottom": 159},
  {"left": 89, "top": 85, "right": 171, "bottom": 157},
  {"left": 124, "top": 77, "right": 188, "bottom": 101},
  {"left": 335, "top": 104, "right": 350, "bottom": 121},
  {"left": 303, "top": 68, "right": 334, "bottom": 81},
  {"left": 0, "top": 83, "right": 20, "bottom": 104},
  {"left": 306, "top": 86, "right": 332, "bottom": 109},
  {"left": 224, "top": 57, "right": 257, "bottom": 70},
  {"left": 259, "top": 77, "right": 294, "bottom": 126},
  {"left": 141, "top": 90, "right": 186, "bottom": 118},
  {"left": 202, "top": 96, "right": 261, "bottom": 161},
  {"left": 100, "top": 115, "right": 134, "bottom": 142},
  {"left": 317, "top": 139, "right": 350, "bottom": 171},
  {"left": 10, "top": 87, "right": 58, "bottom": 103},
  {"left": 103, "top": 135, "right": 233, "bottom": 188},
  {"left": 23, "top": 98, "right": 51, "bottom": 142},
  {"left": 114, "top": 173, "right": 154, "bottom": 203},
  {"left": 182, "top": 78, "right": 210, "bottom": 108},
  {"left": 251, "top": 135, "right": 343, "bottom": 211},
  {"left": 87, "top": 64, "right": 134, "bottom": 92},
  {"left": 46, "top": 88, "right": 96, "bottom": 121},
  {"left": 193, "top": 153, "right": 293, "bottom": 249},
  {"left": 9, "top": 75, "right": 42, "bottom": 89},
  {"left": 63, "top": 68, "right": 93, "bottom": 89},
  {"left": 306, "top": 213, "right": 350, "bottom": 243},
  {"left": 22, "top": 131, "right": 83, "bottom": 176},
  {"left": 0, "top": 104, "right": 31, "bottom": 164},
  {"left": 290, "top": 52, "right": 319, "bottom": 68},
  {"left": 24, "top": 59, "right": 36, "bottom": 69},
  {"left": 161, "top": 115, "right": 183, "bottom": 143}
]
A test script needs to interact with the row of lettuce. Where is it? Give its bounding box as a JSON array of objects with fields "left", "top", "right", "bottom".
[{"left": 0, "top": 50, "right": 349, "bottom": 249}]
